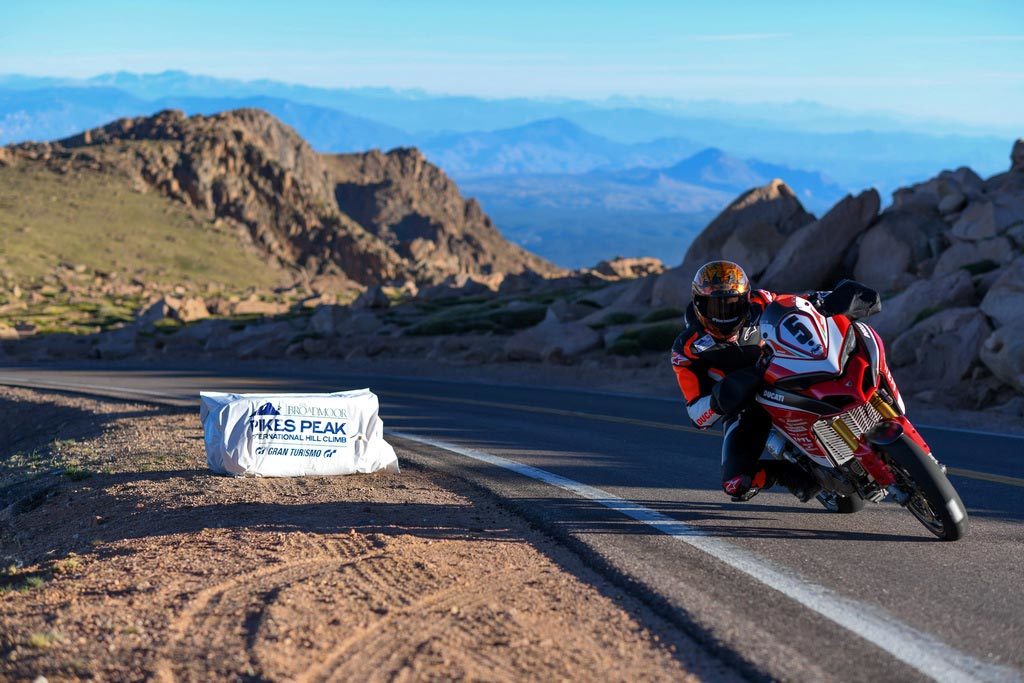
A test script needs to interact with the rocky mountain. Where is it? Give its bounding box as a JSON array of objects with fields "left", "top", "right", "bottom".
[
  {"left": 323, "top": 148, "right": 553, "bottom": 285},
  {"left": 1, "top": 108, "right": 560, "bottom": 287}
]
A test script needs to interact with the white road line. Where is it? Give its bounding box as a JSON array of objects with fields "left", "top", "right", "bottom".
[{"left": 392, "top": 430, "right": 1022, "bottom": 683}]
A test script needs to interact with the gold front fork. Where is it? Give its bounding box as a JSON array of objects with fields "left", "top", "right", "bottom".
[{"left": 870, "top": 392, "right": 899, "bottom": 419}]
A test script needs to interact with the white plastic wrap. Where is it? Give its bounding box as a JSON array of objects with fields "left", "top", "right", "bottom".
[{"left": 200, "top": 389, "right": 399, "bottom": 477}]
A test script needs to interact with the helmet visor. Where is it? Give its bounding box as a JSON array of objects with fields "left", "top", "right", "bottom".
[{"left": 696, "top": 294, "right": 747, "bottom": 337}]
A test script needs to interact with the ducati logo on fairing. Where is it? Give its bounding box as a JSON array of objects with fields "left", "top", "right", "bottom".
[{"left": 762, "top": 389, "right": 785, "bottom": 403}]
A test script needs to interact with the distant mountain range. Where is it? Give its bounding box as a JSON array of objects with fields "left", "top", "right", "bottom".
[
  {"left": 460, "top": 146, "right": 847, "bottom": 266},
  {"left": 0, "top": 71, "right": 1014, "bottom": 266}
]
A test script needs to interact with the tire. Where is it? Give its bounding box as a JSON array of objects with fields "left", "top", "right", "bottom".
[
  {"left": 881, "top": 435, "right": 968, "bottom": 541},
  {"left": 816, "top": 491, "right": 865, "bottom": 514}
]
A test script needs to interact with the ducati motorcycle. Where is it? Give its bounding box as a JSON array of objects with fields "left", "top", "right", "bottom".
[{"left": 751, "top": 294, "right": 968, "bottom": 541}]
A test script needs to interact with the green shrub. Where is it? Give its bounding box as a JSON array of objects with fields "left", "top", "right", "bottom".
[
  {"left": 642, "top": 307, "right": 684, "bottom": 324},
  {"left": 62, "top": 466, "right": 92, "bottom": 482},
  {"left": 962, "top": 260, "right": 999, "bottom": 276},
  {"left": 405, "top": 303, "right": 546, "bottom": 336},
  {"left": 912, "top": 306, "right": 940, "bottom": 325},
  {"left": 612, "top": 322, "right": 684, "bottom": 353},
  {"left": 603, "top": 311, "right": 638, "bottom": 326},
  {"left": 608, "top": 338, "right": 643, "bottom": 356}
]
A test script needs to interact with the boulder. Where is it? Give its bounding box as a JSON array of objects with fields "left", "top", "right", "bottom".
[
  {"left": 504, "top": 310, "right": 601, "bottom": 361},
  {"left": 979, "top": 256, "right": 1024, "bottom": 328},
  {"left": 760, "top": 189, "right": 881, "bottom": 292},
  {"left": 852, "top": 211, "right": 947, "bottom": 289},
  {"left": 889, "top": 307, "right": 991, "bottom": 392},
  {"left": 610, "top": 276, "right": 657, "bottom": 308},
  {"left": 720, "top": 220, "right": 786, "bottom": 278},
  {"left": 853, "top": 220, "right": 912, "bottom": 292},
  {"left": 866, "top": 269, "right": 975, "bottom": 341},
  {"left": 138, "top": 298, "right": 172, "bottom": 325},
  {"left": 950, "top": 201, "right": 998, "bottom": 241},
  {"left": 308, "top": 305, "right": 349, "bottom": 336},
  {"left": 353, "top": 284, "right": 390, "bottom": 309},
  {"left": 343, "top": 311, "right": 384, "bottom": 336},
  {"left": 172, "top": 296, "right": 210, "bottom": 323},
  {"left": 1012, "top": 138, "right": 1024, "bottom": 172},
  {"left": 0, "top": 324, "right": 19, "bottom": 340},
  {"left": 933, "top": 237, "right": 1014, "bottom": 276},
  {"left": 233, "top": 299, "right": 290, "bottom": 316},
  {"left": 650, "top": 266, "right": 692, "bottom": 309},
  {"left": 940, "top": 167, "right": 985, "bottom": 198},
  {"left": 592, "top": 257, "right": 665, "bottom": 280},
  {"left": 577, "top": 280, "right": 635, "bottom": 308},
  {"left": 678, "top": 179, "right": 814, "bottom": 280},
  {"left": 980, "top": 323, "right": 1024, "bottom": 392},
  {"left": 937, "top": 190, "right": 966, "bottom": 215},
  {"left": 223, "top": 321, "right": 295, "bottom": 359},
  {"left": 419, "top": 274, "right": 493, "bottom": 300},
  {"left": 95, "top": 326, "right": 139, "bottom": 359},
  {"left": 547, "top": 297, "right": 606, "bottom": 323},
  {"left": 993, "top": 192, "right": 1024, "bottom": 233}
]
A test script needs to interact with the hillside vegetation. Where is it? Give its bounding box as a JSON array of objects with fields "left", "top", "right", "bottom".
[{"left": 0, "top": 163, "right": 287, "bottom": 288}]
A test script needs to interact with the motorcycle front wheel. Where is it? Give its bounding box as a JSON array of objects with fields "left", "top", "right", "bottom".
[
  {"left": 816, "top": 491, "right": 865, "bottom": 514},
  {"left": 880, "top": 435, "right": 969, "bottom": 541}
]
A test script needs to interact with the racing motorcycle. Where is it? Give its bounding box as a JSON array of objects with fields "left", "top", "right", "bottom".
[{"left": 745, "top": 294, "right": 968, "bottom": 541}]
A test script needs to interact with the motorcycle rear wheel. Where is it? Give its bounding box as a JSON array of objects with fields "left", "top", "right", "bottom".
[{"left": 881, "top": 436, "right": 968, "bottom": 541}]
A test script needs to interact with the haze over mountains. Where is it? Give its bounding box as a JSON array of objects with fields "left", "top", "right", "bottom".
[{"left": 0, "top": 71, "right": 1013, "bottom": 266}]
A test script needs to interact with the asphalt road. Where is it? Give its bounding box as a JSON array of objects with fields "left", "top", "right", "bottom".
[{"left": 1, "top": 362, "right": 1022, "bottom": 682}]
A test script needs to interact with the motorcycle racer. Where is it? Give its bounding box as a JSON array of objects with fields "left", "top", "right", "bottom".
[{"left": 671, "top": 260, "right": 880, "bottom": 502}]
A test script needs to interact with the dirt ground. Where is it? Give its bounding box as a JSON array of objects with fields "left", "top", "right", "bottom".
[{"left": 0, "top": 386, "right": 735, "bottom": 682}]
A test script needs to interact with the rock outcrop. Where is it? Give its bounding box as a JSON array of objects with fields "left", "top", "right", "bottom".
[{"left": 658, "top": 138, "right": 1024, "bottom": 411}]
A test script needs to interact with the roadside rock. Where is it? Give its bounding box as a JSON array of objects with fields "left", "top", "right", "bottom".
[
  {"left": 233, "top": 298, "right": 290, "bottom": 316},
  {"left": 0, "top": 324, "right": 19, "bottom": 340},
  {"left": 344, "top": 311, "right": 384, "bottom": 336},
  {"left": 889, "top": 308, "right": 991, "bottom": 392},
  {"left": 308, "top": 305, "right": 349, "bottom": 336},
  {"left": 979, "top": 256, "right": 1024, "bottom": 328},
  {"left": 94, "top": 326, "right": 138, "bottom": 359},
  {"left": 171, "top": 296, "right": 210, "bottom": 323},
  {"left": 504, "top": 311, "right": 601, "bottom": 361},
  {"left": 353, "top": 284, "right": 390, "bottom": 309},
  {"left": 760, "top": 189, "right": 880, "bottom": 292},
  {"left": 650, "top": 266, "right": 692, "bottom": 310},
  {"left": 937, "top": 190, "right": 966, "bottom": 215},
  {"left": 980, "top": 323, "right": 1024, "bottom": 392},
  {"left": 933, "top": 237, "right": 1013, "bottom": 276},
  {"left": 950, "top": 201, "right": 998, "bottom": 241},
  {"left": 678, "top": 179, "right": 814, "bottom": 280},
  {"left": 867, "top": 269, "right": 975, "bottom": 341},
  {"left": 720, "top": 219, "right": 786, "bottom": 279}
]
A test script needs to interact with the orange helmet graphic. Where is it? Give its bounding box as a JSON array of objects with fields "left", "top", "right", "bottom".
[{"left": 691, "top": 260, "right": 751, "bottom": 339}]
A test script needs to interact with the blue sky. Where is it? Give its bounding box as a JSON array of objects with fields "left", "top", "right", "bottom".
[{"left": 3, "top": 0, "right": 1023, "bottom": 130}]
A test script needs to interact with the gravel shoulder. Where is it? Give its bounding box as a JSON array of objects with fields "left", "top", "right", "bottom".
[{"left": 0, "top": 386, "right": 735, "bottom": 681}]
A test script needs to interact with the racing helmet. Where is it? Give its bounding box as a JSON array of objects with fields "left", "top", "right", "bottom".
[{"left": 691, "top": 260, "right": 751, "bottom": 339}]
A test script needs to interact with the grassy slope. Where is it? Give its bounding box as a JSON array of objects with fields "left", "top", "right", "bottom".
[{"left": 0, "top": 163, "right": 287, "bottom": 289}]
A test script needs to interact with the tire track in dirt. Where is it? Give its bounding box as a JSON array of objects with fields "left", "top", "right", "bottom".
[{"left": 152, "top": 533, "right": 385, "bottom": 681}]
